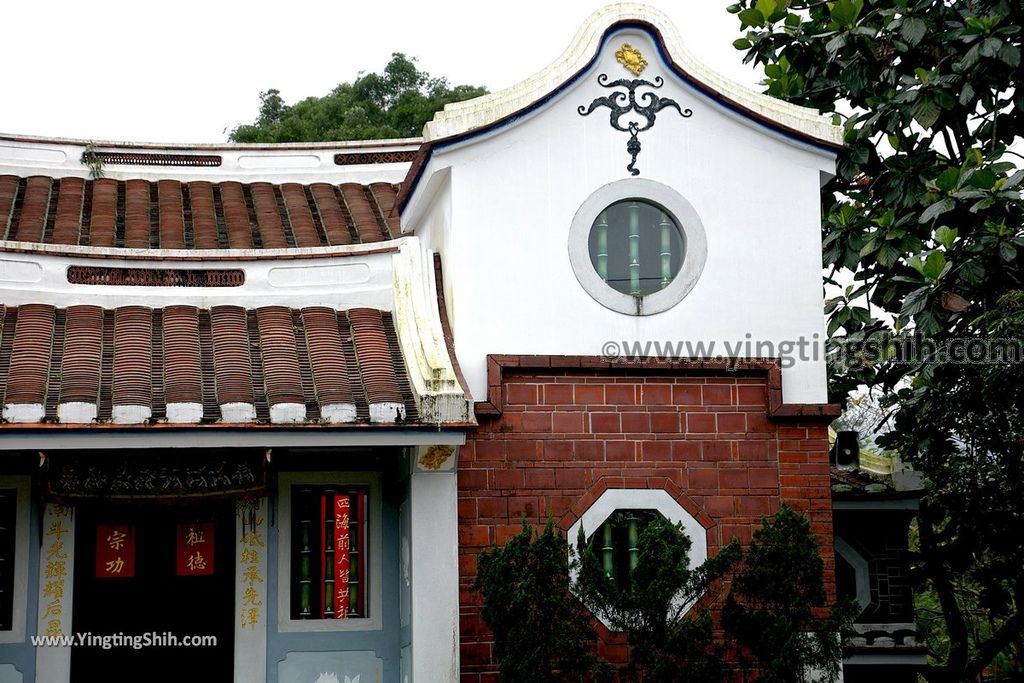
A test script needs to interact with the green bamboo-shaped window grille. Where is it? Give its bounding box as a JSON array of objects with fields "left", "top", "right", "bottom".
[
  {"left": 591, "top": 510, "right": 660, "bottom": 590},
  {"left": 294, "top": 486, "right": 366, "bottom": 620},
  {"left": 589, "top": 200, "right": 684, "bottom": 297}
]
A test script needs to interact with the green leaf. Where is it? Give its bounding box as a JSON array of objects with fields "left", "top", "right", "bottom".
[
  {"left": 826, "top": 34, "right": 848, "bottom": 53},
  {"left": 998, "top": 43, "right": 1021, "bottom": 68},
  {"left": 829, "top": 0, "right": 863, "bottom": 27},
  {"left": 738, "top": 8, "right": 766, "bottom": 27},
  {"left": 968, "top": 168, "right": 997, "bottom": 190},
  {"left": 920, "top": 198, "right": 954, "bottom": 223},
  {"left": 902, "top": 286, "right": 932, "bottom": 316},
  {"left": 1004, "top": 170, "right": 1024, "bottom": 189},
  {"left": 922, "top": 250, "right": 946, "bottom": 280},
  {"left": 756, "top": 0, "right": 777, "bottom": 21},
  {"left": 901, "top": 16, "right": 927, "bottom": 46},
  {"left": 912, "top": 98, "right": 941, "bottom": 128},
  {"left": 935, "top": 168, "right": 961, "bottom": 192},
  {"left": 827, "top": 314, "right": 844, "bottom": 336},
  {"left": 877, "top": 243, "right": 901, "bottom": 268},
  {"left": 979, "top": 37, "right": 1002, "bottom": 58},
  {"left": 733, "top": 38, "right": 752, "bottom": 50},
  {"left": 935, "top": 226, "right": 958, "bottom": 249},
  {"left": 999, "top": 241, "right": 1017, "bottom": 262},
  {"left": 764, "top": 63, "right": 783, "bottom": 79}
]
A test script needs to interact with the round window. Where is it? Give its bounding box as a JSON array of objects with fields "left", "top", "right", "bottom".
[
  {"left": 587, "top": 200, "right": 685, "bottom": 297},
  {"left": 568, "top": 179, "right": 708, "bottom": 316}
]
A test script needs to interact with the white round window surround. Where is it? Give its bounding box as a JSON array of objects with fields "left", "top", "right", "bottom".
[{"left": 568, "top": 179, "right": 708, "bottom": 316}]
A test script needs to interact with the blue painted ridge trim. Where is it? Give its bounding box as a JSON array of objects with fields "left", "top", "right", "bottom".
[{"left": 397, "top": 21, "right": 841, "bottom": 213}]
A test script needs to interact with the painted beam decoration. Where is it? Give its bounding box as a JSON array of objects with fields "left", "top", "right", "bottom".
[
  {"left": 95, "top": 524, "right": 135, "bottom": 578},
  {"left": 578, "top": 44, "right": 692, "bottom": 176},
  {"left": 176, "top": 522, "right": 215, "bottom": 576}
]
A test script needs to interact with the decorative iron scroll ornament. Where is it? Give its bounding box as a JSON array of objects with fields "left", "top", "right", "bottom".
[{"left": 578, "top": 74, "right": 692, "bottom": 176}]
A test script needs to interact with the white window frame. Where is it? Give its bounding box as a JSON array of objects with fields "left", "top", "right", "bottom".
[
  {"left": 567, "top": 488, "right": 708, "bottom": 628},
  {"left": 568, "top": 178, "right": 708, "bottom": 316},
  {"left": 276, "top": 471, "right": 383, "bottom": 632},
  {"left": 834, "top": 535, "right": 871, "bottom": 613},
  {"left": 0, "top": 475, "right": 30, "bottom": 644}
]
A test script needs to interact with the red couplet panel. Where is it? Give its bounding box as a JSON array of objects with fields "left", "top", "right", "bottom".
[
  {"left": 176, "top": 522, "right": 215, "bottom": 576},
  {"left": 334, "top": 495, "right": 351, "bottom": 618},
  {"left": 95, "top": 524, "right": 136, "bottom": 579}
]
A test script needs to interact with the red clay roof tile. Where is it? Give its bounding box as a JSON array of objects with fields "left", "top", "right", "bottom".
[
  {"left": 0, "top": 304, "right": 418, "bottom": 425},
  {"left": 112, "top": 306, "right": 153, "bottom": 407},
  {"left": 348, "top": 307, "right": 403, "bottom": 406},
  {"left": 162, "top": 305, "right": 203, "bottom": 405},
  {"left": 255, "top": 306, "right": 304, "bottom": 407},
  {"left": 5, "top": 303, "right": 54, "bottom": 404},
  {"left": 0, "top": 174, "right": 403, "bottom": 250},
  {"left": 52, "top": 177, "right": 85, "bottom": 245},
  {"left": 60, "top": 305, "right": 103, "bottom": 403}
]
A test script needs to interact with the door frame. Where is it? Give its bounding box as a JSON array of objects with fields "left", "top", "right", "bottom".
[{"left": 34, "top": 499, "right": 269, "bottom": 683}]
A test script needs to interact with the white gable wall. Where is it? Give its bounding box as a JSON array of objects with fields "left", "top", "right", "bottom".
[{"left": 408, "top": 27, "right": 836, "bottom": 405}]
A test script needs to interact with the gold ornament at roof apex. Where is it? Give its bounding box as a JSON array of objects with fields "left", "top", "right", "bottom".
[{"left": 615, "top": 43, "right": 648, "bottom": 76}]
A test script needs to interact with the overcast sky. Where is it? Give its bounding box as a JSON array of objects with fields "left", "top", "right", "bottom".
[{"left": 1, "top": 1, "right": 761, "bottom": 144}]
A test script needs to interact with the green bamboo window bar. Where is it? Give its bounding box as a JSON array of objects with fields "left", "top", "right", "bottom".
[
  {"left": 587, "top": 199, "right": 685, "bottom": 297},
  {"left": 587, "top": 509, "right": 662, "bottom": 591},
  {"left": 291, "top": 485, "right": 368, "bottom": 620}
]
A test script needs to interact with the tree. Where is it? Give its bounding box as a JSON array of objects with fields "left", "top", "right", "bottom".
[
  {"left": 728, "top": 1, "right": 1023, "bottom": 680},
  {"left": 572, "top": 517, "right": 741, "bottom": 683},
  {"left": 474, "top": 521, "right": 605, "bottom": 683},
  {"left": 228, "top": 53, "right": 487, "bottom": 142},
  {"left": 722, "top": 506, "right": 852, "bottom": 683}
]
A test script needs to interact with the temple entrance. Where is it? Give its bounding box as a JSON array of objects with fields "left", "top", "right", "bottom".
[{"left": 70, "top": 501, "right": 235, "bottom": 683}]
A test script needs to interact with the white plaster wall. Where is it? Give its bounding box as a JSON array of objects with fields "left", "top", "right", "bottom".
[
  {"left": 0, "top": 137, "right": 416, "bottom": 184},
  {"left": 0, "top": 247, "right": 399, "bottom": 311},
  {"left": 408, "top": 27, "right": 834, "bottom": 404}
]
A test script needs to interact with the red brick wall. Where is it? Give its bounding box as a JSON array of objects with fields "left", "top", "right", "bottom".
[{"left": 458, "top": 367, "right": 833, "bottom": 681}]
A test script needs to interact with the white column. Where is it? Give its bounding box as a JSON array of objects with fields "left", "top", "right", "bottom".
[
  {"left": 409, "top": 445, "right": 460, "bottom": 682},
  {"left": 35, "top": 503, "right": 75, "bottom": 683},
  {"left": 234, "top": 498, "right": 268, "bottom": 683}
]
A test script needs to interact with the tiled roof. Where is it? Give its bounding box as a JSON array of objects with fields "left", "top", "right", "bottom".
[
  {"left": 0, "top": 175, "right": 401, "bottom": 250},
  {"left": 0, "top": 303, "right": 422, "bottom": 426},
  {"left": 830, "top": 465, "right": 923, "bottom": 501}
]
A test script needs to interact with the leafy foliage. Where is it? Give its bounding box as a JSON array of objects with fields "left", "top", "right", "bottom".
[
  {"left": 475, "top": 510, "right": 843, "bottom": 682},
  {"left": 722, "top": 506, "right": 852, "bottom": 683},
  {"left": 228, "top": 53, "right": 487, "bottom": 142},
  {"left": 572, "top": 517, "right": 741, "bottom": 683},
  {"left": 728, "top": 1, "right": 1023, "bottom": 680},
  {"left": 474, "top": 521, "right": 605, "bottom": 683}
]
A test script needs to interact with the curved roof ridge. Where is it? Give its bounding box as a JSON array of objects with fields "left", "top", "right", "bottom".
[
  {"left": 0, "top": 132, "right": 422, "bottom": 152},
  {"left": 423, "top": 2, "right": 842, "bottom": 148}
]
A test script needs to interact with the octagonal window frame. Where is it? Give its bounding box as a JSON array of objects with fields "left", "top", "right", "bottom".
[{"left": 567, "top": 488, "right": 709, "bottom": 628}]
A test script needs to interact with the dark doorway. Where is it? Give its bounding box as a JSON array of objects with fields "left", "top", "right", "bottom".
[{"left": 71, "top": 501, "right": 235, "bottom": 683}]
